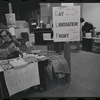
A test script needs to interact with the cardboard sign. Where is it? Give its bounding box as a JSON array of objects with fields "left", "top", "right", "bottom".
[
  {"left": 85, "top": 33, "right": 92, "bottom": 38},
  {"left": 4, "top": 62, "right": 40, "bottom": 96},
  {"left": 43, "top": 33, "right": 52, "bottom": 40},
  {"left": 52, "top": 6, "right": 80, "bottom": 42},
  {"left": 5, "top": 13, "right": 16, "bottom": 27},
  {"left": 29, "top": 34, "right": 35, "bottom": 43}
]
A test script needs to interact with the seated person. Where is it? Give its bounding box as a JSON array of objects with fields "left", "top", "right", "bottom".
[{"left": 0, "top": 30, "right": 23, "bottom": 60}]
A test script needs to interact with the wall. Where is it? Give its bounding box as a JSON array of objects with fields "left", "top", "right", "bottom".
[
  {"left": 40, "top": 3, "right": 81, "bottom": 27},
  {"left": 40, "top": 3, "right": 61, "bottom": 27},
  {"left": 82, "top": 3, "right": 100, "bottom": 32},
  {"left": 15, "top": 20, "right": 29, "bottom": 38},
  {"left": 74, "top": 3, "right": 83, "bottom": 18},
  {"left": 40, "top": 3, "right": 100, "bottom": 32}
]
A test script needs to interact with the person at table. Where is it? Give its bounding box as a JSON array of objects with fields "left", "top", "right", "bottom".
[
  {"left": 0, "top": 29, "right": 23, "bottom": 59},
  {"left": 82, "top": 22, "right": 94, "bottom": 37}
]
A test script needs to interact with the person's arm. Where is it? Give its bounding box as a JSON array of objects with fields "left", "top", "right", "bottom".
[
  {"left": 0, "top": 43, "right": 17, "bottom": 58},
  {"left": 0, "top": 43, "right": 23, "bottom": 59},
  {"left": 7, "top": 43, "right": 23, "bottom": 57},
  {"left": 12, "top": 38, "right": 21, "bottom": 47},
  {"left": 0, "top": 49, "right": 10, "bottom": 54},
  {"left": 0, "top": 48, "right": 10, "bottom": 59}
]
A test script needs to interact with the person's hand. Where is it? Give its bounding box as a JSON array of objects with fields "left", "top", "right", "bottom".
[
  {"left": 7, "top": 43, "right": 19, "bottom": 53},
  {"left": 8, "top": 43, "right": 16, "bottom": 49},
  {"left": 7, "top": 43, "right": 23, "bottom": 57}
]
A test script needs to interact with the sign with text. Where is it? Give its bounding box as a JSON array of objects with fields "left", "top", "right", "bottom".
[
  {"left": 4, "top": 62, "right": 40, "bottom": 96},
  {"left": 5, "top": 13, "right": 16, "bottom": 27},
  {"left": 52, "top": 6, "right": 80, "bottom": 42},
  {"left": 43, "top": 33, "right": 51, "bottom": 40}
]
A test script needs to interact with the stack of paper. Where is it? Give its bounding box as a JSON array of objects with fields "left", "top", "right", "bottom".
[
  {"left": 24, "top": 54, "right": 38, "bottom": 63},
  {"left": 31, "top": 50, "right": 41, "bottom": 54},
  {"left": 9, "top": 58, "right": 27, "bottom": 68},
  {"left": 35, "top": 55, "right": 48, "bottom": 61}
]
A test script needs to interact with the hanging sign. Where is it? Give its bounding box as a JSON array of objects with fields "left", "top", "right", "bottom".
[
  {"left": 5, "top": 13, "right": 16, "bottom": 27},
  {"left": 52, "top": 6, "right": 80, "bottom": 42}
]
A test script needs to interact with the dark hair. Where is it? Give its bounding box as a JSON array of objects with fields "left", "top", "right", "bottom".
[
  {"left": 0, "top": 29, "right": 13, "bottom": 39},
  {"left": 82, "top": 22, "right": 94, "bottom": 33},
  {"left": 80, "top": 18, "right": 85, "bottom": 23},
  {"left": 84, "top": 22, "right": 89, "bottom": 26}
]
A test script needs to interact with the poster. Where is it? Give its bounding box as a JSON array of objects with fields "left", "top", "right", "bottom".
[
  {"left": 4, "top": 62, "right": 40, "bottom": 96},
  {"left": 52, "top": 6, "right": 80, "bottom": 42},
  {"left": 5, "top": 13, "right": 16, "bottom": 27},
  {"left": 43, "top": 33, "right": 52, "bottom": 40}
]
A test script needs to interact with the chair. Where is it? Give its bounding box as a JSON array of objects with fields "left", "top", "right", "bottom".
[
  {"left": 25, "top": 41, "right": 41, "bottom": 54},
  {"left": 25, "top": 41, "right": 36, "bottom": 51}
]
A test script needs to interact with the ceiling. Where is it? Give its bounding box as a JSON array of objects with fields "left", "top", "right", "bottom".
[
  {"left": 0, "top": 0, "right": 40, "bottom": 24},
  {"left": 0, "top": 0, "right": 40, "bottom": 12}
]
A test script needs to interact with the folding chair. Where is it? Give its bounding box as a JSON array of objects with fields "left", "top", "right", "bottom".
[
  {"left": 25, "top": 41, "right": 36, "bottom": 52},
  {"left": 25, "top": 41, "right": 41, "bottom": 54}
]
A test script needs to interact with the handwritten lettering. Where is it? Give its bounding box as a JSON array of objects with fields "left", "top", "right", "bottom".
[
  {"left": 55, "top": 11, "right": 64, "bottom": 16},
  {"left": 56, "top": 33, "right": 69, "bottom": 38},
  {"left": 55, "top": 22, "right": 78, "bottom": 27}
]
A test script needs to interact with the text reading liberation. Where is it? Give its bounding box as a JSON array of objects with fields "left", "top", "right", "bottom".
[{"left": 55, "top": 22, "right": 78, "bottom": 27}]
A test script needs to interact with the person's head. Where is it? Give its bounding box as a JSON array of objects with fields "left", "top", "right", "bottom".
[
  {"left": 0, "top": 30, "right": 13, "bottom": 42},
  {"left": 84, "top": 22, "right": 89, "bottom": 26},
  {"left": 80, "top": 18, "right": 85, "bottom": 23}
]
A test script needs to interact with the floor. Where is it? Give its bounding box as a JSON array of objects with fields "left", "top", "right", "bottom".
[{"left": 10, "top": 43, "right": 100, "bottom": 99}]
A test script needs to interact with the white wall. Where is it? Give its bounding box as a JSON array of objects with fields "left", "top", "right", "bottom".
[
  {"left": 40, "top": 3, "right": 100, "bottom": 32},
  {"left": 40, "top": 3, "right": 81, "bottom": 27},
  {"left": 82, "top": 3, "right": 100, "bottom": 32},
  {"left": 15, "top": 20, "right": 29, "bottom": 38},
  {"left": 74, "top": 3, "right": 83, "bottom": 17},
  {"left": 40, "top": 3, "right": 61, "bottom": 27}
]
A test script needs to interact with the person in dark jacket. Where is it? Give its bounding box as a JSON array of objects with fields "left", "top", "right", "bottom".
[{"left": 82, "top": 22, "right": 94, "bottom": 37}]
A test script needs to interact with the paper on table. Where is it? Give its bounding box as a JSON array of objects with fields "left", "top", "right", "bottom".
[
  {"left": 35, "top": 55, "right": 48, "bottom": 61},
  {"left": 9, "top": 58, "right": 27, "bottom": 68},
  {"left": 31, "top": 50, "right": 41, "bottom": 54}
]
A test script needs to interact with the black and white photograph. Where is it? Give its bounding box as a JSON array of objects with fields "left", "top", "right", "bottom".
[{"left": 0, "top": 1, "right": 100, "bottom": 100}]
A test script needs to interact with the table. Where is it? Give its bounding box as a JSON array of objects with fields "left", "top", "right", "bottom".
[
  {"left": 44, "top": 39, "right": 64, "bottom": 53},
  {"left": 38, "top": 59, "right": 49, "bottom": 91},
  {"left": 0, "top": 54, "right": 70, "bottom": 98},
  {"left": 92, "top": 37, "right": 100, "bottom": 44},
  {"left": 43, "top": 36, "right": 54, "bottom": 51},
  {"left": 34, "top": 28, "right": 53, "bottom": 45},
  {"left": 0, "top": 59, "right": 49, "bottom": 98},
  {"left": 92, "top": 37, "right": 100, "bottom": 52},
  {"left": 82, "top": 37, "right": 93, "bottom": 52}
]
